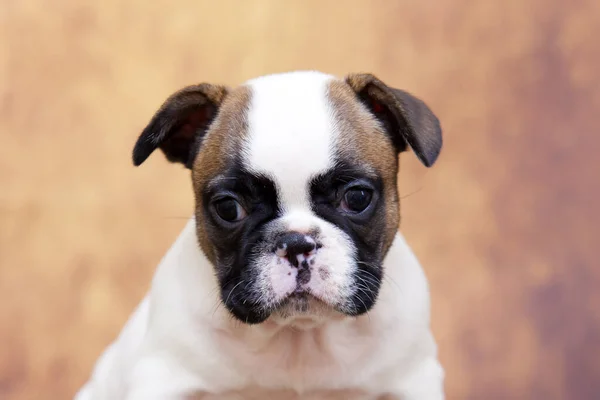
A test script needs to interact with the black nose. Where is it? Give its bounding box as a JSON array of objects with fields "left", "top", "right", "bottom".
[{"left": 275, "top": 232, "right": 316, "bottom": 266}]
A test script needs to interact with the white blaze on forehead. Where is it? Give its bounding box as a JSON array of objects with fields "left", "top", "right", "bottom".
[{"left": 244, "top": 71, "right": 336, "bottom": 211}]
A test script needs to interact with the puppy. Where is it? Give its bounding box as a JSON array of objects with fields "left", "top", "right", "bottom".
[{"left": 75, "top": 71, "right": 444, "bottom": 400}]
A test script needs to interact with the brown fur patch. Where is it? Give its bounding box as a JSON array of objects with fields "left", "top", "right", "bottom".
[
  {"left": 344, "top": 73, "right": 400, "bottom": 119},
  {"left": 345, "top": 73, "right": 376, "bottom": 93},
  {"left": 191, "top": 86, "right": 252, "bottom": 263},
  {"left": 326, "top": 80, "right": 400, "bottom": 254}
]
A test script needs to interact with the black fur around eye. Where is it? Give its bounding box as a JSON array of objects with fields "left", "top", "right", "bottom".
[
  {"left": 341, "top": 188, "right": 373, "bottom": 213},
  {"left": 214, "top": 197, "right": 247, "bottom": 222}
]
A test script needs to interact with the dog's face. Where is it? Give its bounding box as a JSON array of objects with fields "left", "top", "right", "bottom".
[{"left": 133, "top": 72, "right": 442, "bottom": 324}]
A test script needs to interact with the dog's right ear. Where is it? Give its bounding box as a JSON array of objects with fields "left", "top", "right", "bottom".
[{"left": 132, "top": 83, "right": 229, "bottom": 169}]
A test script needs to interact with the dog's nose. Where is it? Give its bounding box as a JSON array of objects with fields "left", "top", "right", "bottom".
[{"left": 275, "top": 232, "right": 317, "bottom": 266}]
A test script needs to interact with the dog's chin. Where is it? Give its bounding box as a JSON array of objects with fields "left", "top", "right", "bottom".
[
  {"left": 224, "top": 293, "right": 343, "bottom": 327},
  {"left": 269, "top": 292, "right": 345, "bottom": 329}
]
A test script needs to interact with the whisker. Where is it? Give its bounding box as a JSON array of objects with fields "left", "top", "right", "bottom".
[
  {"left": 354, "top": 294, "right": 371, "bottom": 321},
  {"left": 382, "top": 274, "right": 403, "bottom": 295},
  {"left": 224, "top": 281, "right": 244, "bottom": 306},
  {"left": 356, "top": 261, "right": 403, "bottom": 296},
  {"left": 354, "top": 282, "right": 376, "bottom": 303},
  {"left": 204, "top": 284, "right": 221, "bottom": 301},
  {"left": 355, "top": 264, "right": 381, "bottom": 281},
  {"left": 242, "top": 280, "right": 255, "bottom": 305},
  {"left": 400, "top": 186, "right": 423, "bottom": 199},
  {"left": 211, "top": 299, "right": 223, "bottom": 318},
  {"left": 356, "top": 273, "right": 380, "bottom": 288}
]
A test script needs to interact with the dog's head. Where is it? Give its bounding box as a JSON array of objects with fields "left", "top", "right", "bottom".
[{"left": 133, "top": 71, "right": 442, "bottom": 325}]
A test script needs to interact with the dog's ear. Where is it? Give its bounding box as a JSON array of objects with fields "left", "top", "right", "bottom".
[
  {"left": 346, "top": 73, "right": 442, "bottom": 167},
  {"left": 132, "top": 83, "right": 229, "bottom": 169}
]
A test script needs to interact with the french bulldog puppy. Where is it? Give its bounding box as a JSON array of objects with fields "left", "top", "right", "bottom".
[{"left": 76, "top": 71, "right": 444, "bottom": 400}]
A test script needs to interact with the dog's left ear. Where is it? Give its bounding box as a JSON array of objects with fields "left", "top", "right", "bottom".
[
  {"left": 132, "top": 83, "right": 229, "bottom": 169},
  {"left": 346, "top": 73, "right": 442, "bottom": 167}
]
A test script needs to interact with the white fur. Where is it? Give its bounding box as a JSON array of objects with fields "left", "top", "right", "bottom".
[
  {"left": 244, "top": 72, "right": 359, "bottom": 310},
  {"left": 244, "top": 71, "right": 335, "bottom": 211},
  {"left": 76, "top": 72, "right": 444, "bottom": 399}
]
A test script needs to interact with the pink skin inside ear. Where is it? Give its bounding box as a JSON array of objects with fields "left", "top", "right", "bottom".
[
  {"left": 180, "top": 107, "right": 213, "bottom": 138},
  {"left": 371, "top": 99, "right": 384, "bottom": 114}
]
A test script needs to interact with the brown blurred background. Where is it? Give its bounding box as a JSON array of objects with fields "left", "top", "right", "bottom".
[{"left": 1, "top": 0, "right": 599, "bottom": 399}]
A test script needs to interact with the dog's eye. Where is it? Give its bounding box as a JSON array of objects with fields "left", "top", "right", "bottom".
[
  {"left": 341, "top": 188, "right": 373, "bottom": 213},
  {"left": 214, "top": 198, "right": 247, "bottom": 222}
]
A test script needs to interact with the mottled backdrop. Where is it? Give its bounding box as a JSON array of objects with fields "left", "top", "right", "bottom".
[{"left": 1, "top": 0, "right": 599, "bottom": 399}]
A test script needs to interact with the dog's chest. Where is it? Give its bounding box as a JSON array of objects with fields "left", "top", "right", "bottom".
[
  {"left": 197, "top": 388, "right": 393, "bottom": 399},
  {"left": 214, "top": 323, "right": 381, "bottom": 392}
]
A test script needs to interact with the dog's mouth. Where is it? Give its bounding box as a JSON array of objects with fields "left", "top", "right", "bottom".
[
  {"left": 270, "top": 289, "right": 342, "bottom": 325},
  {"left": 281, "top": 291, "right": 313, "bottom": 311}
]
